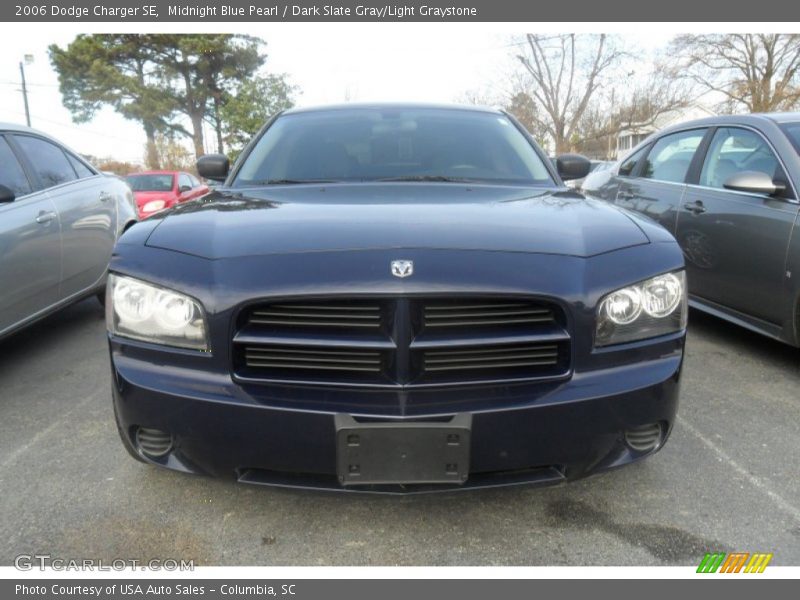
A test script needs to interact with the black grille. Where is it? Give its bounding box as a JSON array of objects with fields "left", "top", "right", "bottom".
[
  {"left": 135, "top": 427, "right": 172, "bottom": 457},
  {"left": 243, "top": 345, "right": 384, "bottom": 381},
  {"left": 249, "top": 301, "right": 382, "bottom": 330},
  {"left": 234, "top": 297, "right": 570, "bottom": 387},
  {"left": 423, "top": 342, "right": 560, "bottom": 372},
  {"left": 624, "top": 423, "right": 663, "bottom": 453},
  {"left": 424, "top": 300, "right": 555, "bottom": 329}
]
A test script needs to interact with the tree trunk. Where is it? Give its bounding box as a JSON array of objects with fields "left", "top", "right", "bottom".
[
  {"left": 144, "top": 122, "right": 160, "bottom": 169},
  {"left": 213, "top": 94, "right": 225, "bottom": 154},
  {"left": 182, "top": 65, "right": 206, "bottom": 158},
  {"left": 553, "top": 121, "right": 570, "bottom": 154},
  {"left": 216, "top": 122, "right": 224, "bottom": 154},
  {"left": 554, "top": 132, "right": 568, "bottom": 154},
  {"left": 190, "top": 112, "right": 205, "bottom": 158}
]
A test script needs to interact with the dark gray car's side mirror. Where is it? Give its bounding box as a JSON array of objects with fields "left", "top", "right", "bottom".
[
  {"left": 0, "top": 184, "right": 16, "bottom": 203},
  {"left": 723, "top": 171, "right": 785, "bottom": 196},
  {"left": 197, "top": 154, "right": 230, "bottom": 182},
  {"left": 556, "top": 154, "right": 592, "bottom": 181}
]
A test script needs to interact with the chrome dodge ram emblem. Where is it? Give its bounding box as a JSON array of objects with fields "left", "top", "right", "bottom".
[{"left": 391, "top": 260, "right": 414, "bottom": 278}]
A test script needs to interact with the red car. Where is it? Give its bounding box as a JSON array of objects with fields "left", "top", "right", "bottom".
[{"left": 126, "top": 171, "right": 209, "bottom": 219}]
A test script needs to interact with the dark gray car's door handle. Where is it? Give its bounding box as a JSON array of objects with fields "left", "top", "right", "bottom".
[
  {"left": 683, "top": 200, "right": 706, "bottom": 214},
  {"left": 35, "top": 211, "right": 57, "bottom": 224}
]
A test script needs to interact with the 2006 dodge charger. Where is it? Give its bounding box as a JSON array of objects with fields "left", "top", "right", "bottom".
[{"left": 107, "top": 104, "right": 687, "bottom": 493}]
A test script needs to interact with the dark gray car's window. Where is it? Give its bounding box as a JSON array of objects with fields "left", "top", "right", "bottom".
[
  {"left": 233, "top": 108, "right": 554, "bottom": 187},
  {"left": 780, "top": 122, "right": 800, "bottom": 155},
  {"left": 618, "top": 146, "right": 648, "bottom": 177},
  {"left": 640, "top": 129, "right": 707, "bottom": 184},
  {"left": 700, "top": 128, "right": 787, "bottom": 191},
  {"left": 66, "top": 153, "right": 95, "bottom": 179},
  {"left": 0, "top": 137, "right": 32, "bottom": 197},
  {"left": 13, "top": 135, "right": 78, "bottom": 189}
]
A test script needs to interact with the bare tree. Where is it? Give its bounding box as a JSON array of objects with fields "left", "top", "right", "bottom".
[
  {"left": 458, "top": 87, "right": 502, "bottom": 107},
  {"left": 574, "top": 66, "right": 690, "bottom": 158},
  {"left": 458, "top": 81, "right": 550, "bottom": 149},
  {"left": 672, "top": 34, "right": 800, "bottom": 112},
  {"left": 516, "top": 34, "right": 624, "bottom": 153}
]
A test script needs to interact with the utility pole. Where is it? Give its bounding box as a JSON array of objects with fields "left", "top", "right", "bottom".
[{"left": 19, "top": 55, "right": 33, "bottom": 127}]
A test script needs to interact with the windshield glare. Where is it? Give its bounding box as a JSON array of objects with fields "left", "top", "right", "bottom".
[
  {"left": 233, "top": 108, "right": 554, "bottom": 187},
  {"left": 127, "top": 174, "right": 174, "bottom": 192}
]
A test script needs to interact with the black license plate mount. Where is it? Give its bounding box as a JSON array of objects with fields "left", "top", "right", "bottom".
[{"left": 335, "top": 414, "right": 471, "bottom": 486}]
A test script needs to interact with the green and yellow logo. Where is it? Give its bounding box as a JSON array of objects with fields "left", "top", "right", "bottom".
[{"left": 697, "top": 552, "right": 773, "bottom": 573}]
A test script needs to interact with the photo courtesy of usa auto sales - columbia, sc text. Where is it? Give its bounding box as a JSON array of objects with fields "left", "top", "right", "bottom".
[
  {"left": 16, "top": 4, "right": 478, "bottom": 19},
  {"left": 15, "top": 584, "right": 294, "bottom": 596}
]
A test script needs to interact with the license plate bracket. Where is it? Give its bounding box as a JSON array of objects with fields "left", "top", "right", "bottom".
[{"left": 335, "top": 414, "right": 471, "bottom": 486}]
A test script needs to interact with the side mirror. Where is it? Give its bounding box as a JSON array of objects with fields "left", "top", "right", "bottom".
[
  {"left": 179, "top": 184, "right": 192, "bottom": 193},
  {"left": 0, "top": 184, "right": 16, "bottom": 203},
  {"left": 556, "top": 154, "right": 592, "bottom": 181},
  {"left": 197, "top": 154, "right": 230, "bottom": 182},
  {"left": 723, "top": 171, "right": 784, "bottom": 196}
]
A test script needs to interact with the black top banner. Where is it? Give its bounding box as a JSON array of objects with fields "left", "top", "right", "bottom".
[{"left": 3, "top": 0, "right": 800, "bottom": 22}]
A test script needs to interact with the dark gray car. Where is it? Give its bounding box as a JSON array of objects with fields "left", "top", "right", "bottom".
[
  {"left": 0, "top": 123, "right": 138, "bottom": 339},
  {"left": 584, "top": 113, "right": 800, "bottom": 347}
]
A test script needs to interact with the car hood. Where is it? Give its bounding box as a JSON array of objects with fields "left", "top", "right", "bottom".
[{"left": 143, "top": 183, "right": 650, "bottom": 259}]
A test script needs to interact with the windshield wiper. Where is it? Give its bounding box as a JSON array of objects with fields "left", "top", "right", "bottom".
[
  {"left": 253, "top": 178, "right": 340, "bottom": 185},
  {"left": 251, "top": 176, "right": 479, "bottom": 185},
  {"left": 374, "top": 175, "right": 478, "bottom": 183}
]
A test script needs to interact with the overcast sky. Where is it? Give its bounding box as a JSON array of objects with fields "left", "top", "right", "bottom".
[{"left": 0, "top": 27, "right": 673, "bottom": 163}]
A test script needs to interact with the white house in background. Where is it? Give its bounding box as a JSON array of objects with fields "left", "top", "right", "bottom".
[{"left": 615, "top": 104, "right": 716, "bottom": 158}]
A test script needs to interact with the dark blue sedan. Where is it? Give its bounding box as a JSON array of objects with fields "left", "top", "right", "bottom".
[{"left": 106, "top": 104, "right": 686, "bottom": 493}]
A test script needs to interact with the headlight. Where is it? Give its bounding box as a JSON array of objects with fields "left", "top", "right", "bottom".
[
  {"left": 106, "top": 274, "right": 209, "bottom": 351},
  {"left": 141, "top": 199, "right": 166, "bottom": 213},
  {"left": 596, "top": 271, "right": 687, "bottom": 347}
]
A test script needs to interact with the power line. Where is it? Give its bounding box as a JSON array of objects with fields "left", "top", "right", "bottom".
[
  {"left": 0, "top": 80, "right": 59, "bottom": 88},
  {"left": 1, "top": 108, "right": 144, "bottom": 145}
]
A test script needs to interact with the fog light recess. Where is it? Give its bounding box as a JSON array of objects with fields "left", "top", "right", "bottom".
[
  {"left": 135, "top": 427, "right": 173, "bottom": 458},
  {"left": 624, "top": 423, "right": 662, "bottom": 453}
]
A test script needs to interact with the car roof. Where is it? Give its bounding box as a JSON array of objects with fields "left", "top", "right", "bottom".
[
  {"left": 758, "top": 112, "right": 800, "bottom": 124},
  {"left": 657, "top": 112, "right": 800, "bottom": 135},
  {"left": 0, "top": 121, "right": 98, "bottom": 168},
  {"left": 281, "top": 102, "right": 504, "bottom": 116},
  {"left": 0, "top": 121, "right": 42, "bottom": 134}
]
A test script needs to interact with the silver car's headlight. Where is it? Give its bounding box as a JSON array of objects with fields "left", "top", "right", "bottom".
[
  {"left": 106, "top": 273, "right": 209, "bottom": 351},
  {"left": 595, "top": 270, "right": 687, "bottom": 347}
]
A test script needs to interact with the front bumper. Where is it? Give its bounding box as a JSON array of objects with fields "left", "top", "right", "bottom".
[{"left": 110, "top": 340, "right": 682, "bottom": 494}]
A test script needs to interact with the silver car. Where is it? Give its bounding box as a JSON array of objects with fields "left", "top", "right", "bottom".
[{"left": 0, "top": 123, "right": 138, "bottom": 339}]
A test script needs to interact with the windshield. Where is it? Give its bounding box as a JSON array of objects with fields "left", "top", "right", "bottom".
[
  {"left": 781, "top": 122, "right": 800, "bottom": 155},
  {"left": 232, "top": 108, "right": 554, "bottom": 187},
  {"left": 127, "top": 174, "right": 174, "bottom": 192}
]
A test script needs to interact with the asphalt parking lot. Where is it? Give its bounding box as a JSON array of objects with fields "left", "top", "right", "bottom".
[{"left": 0, "top": 297, "right": 798, "bottom": 566}]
